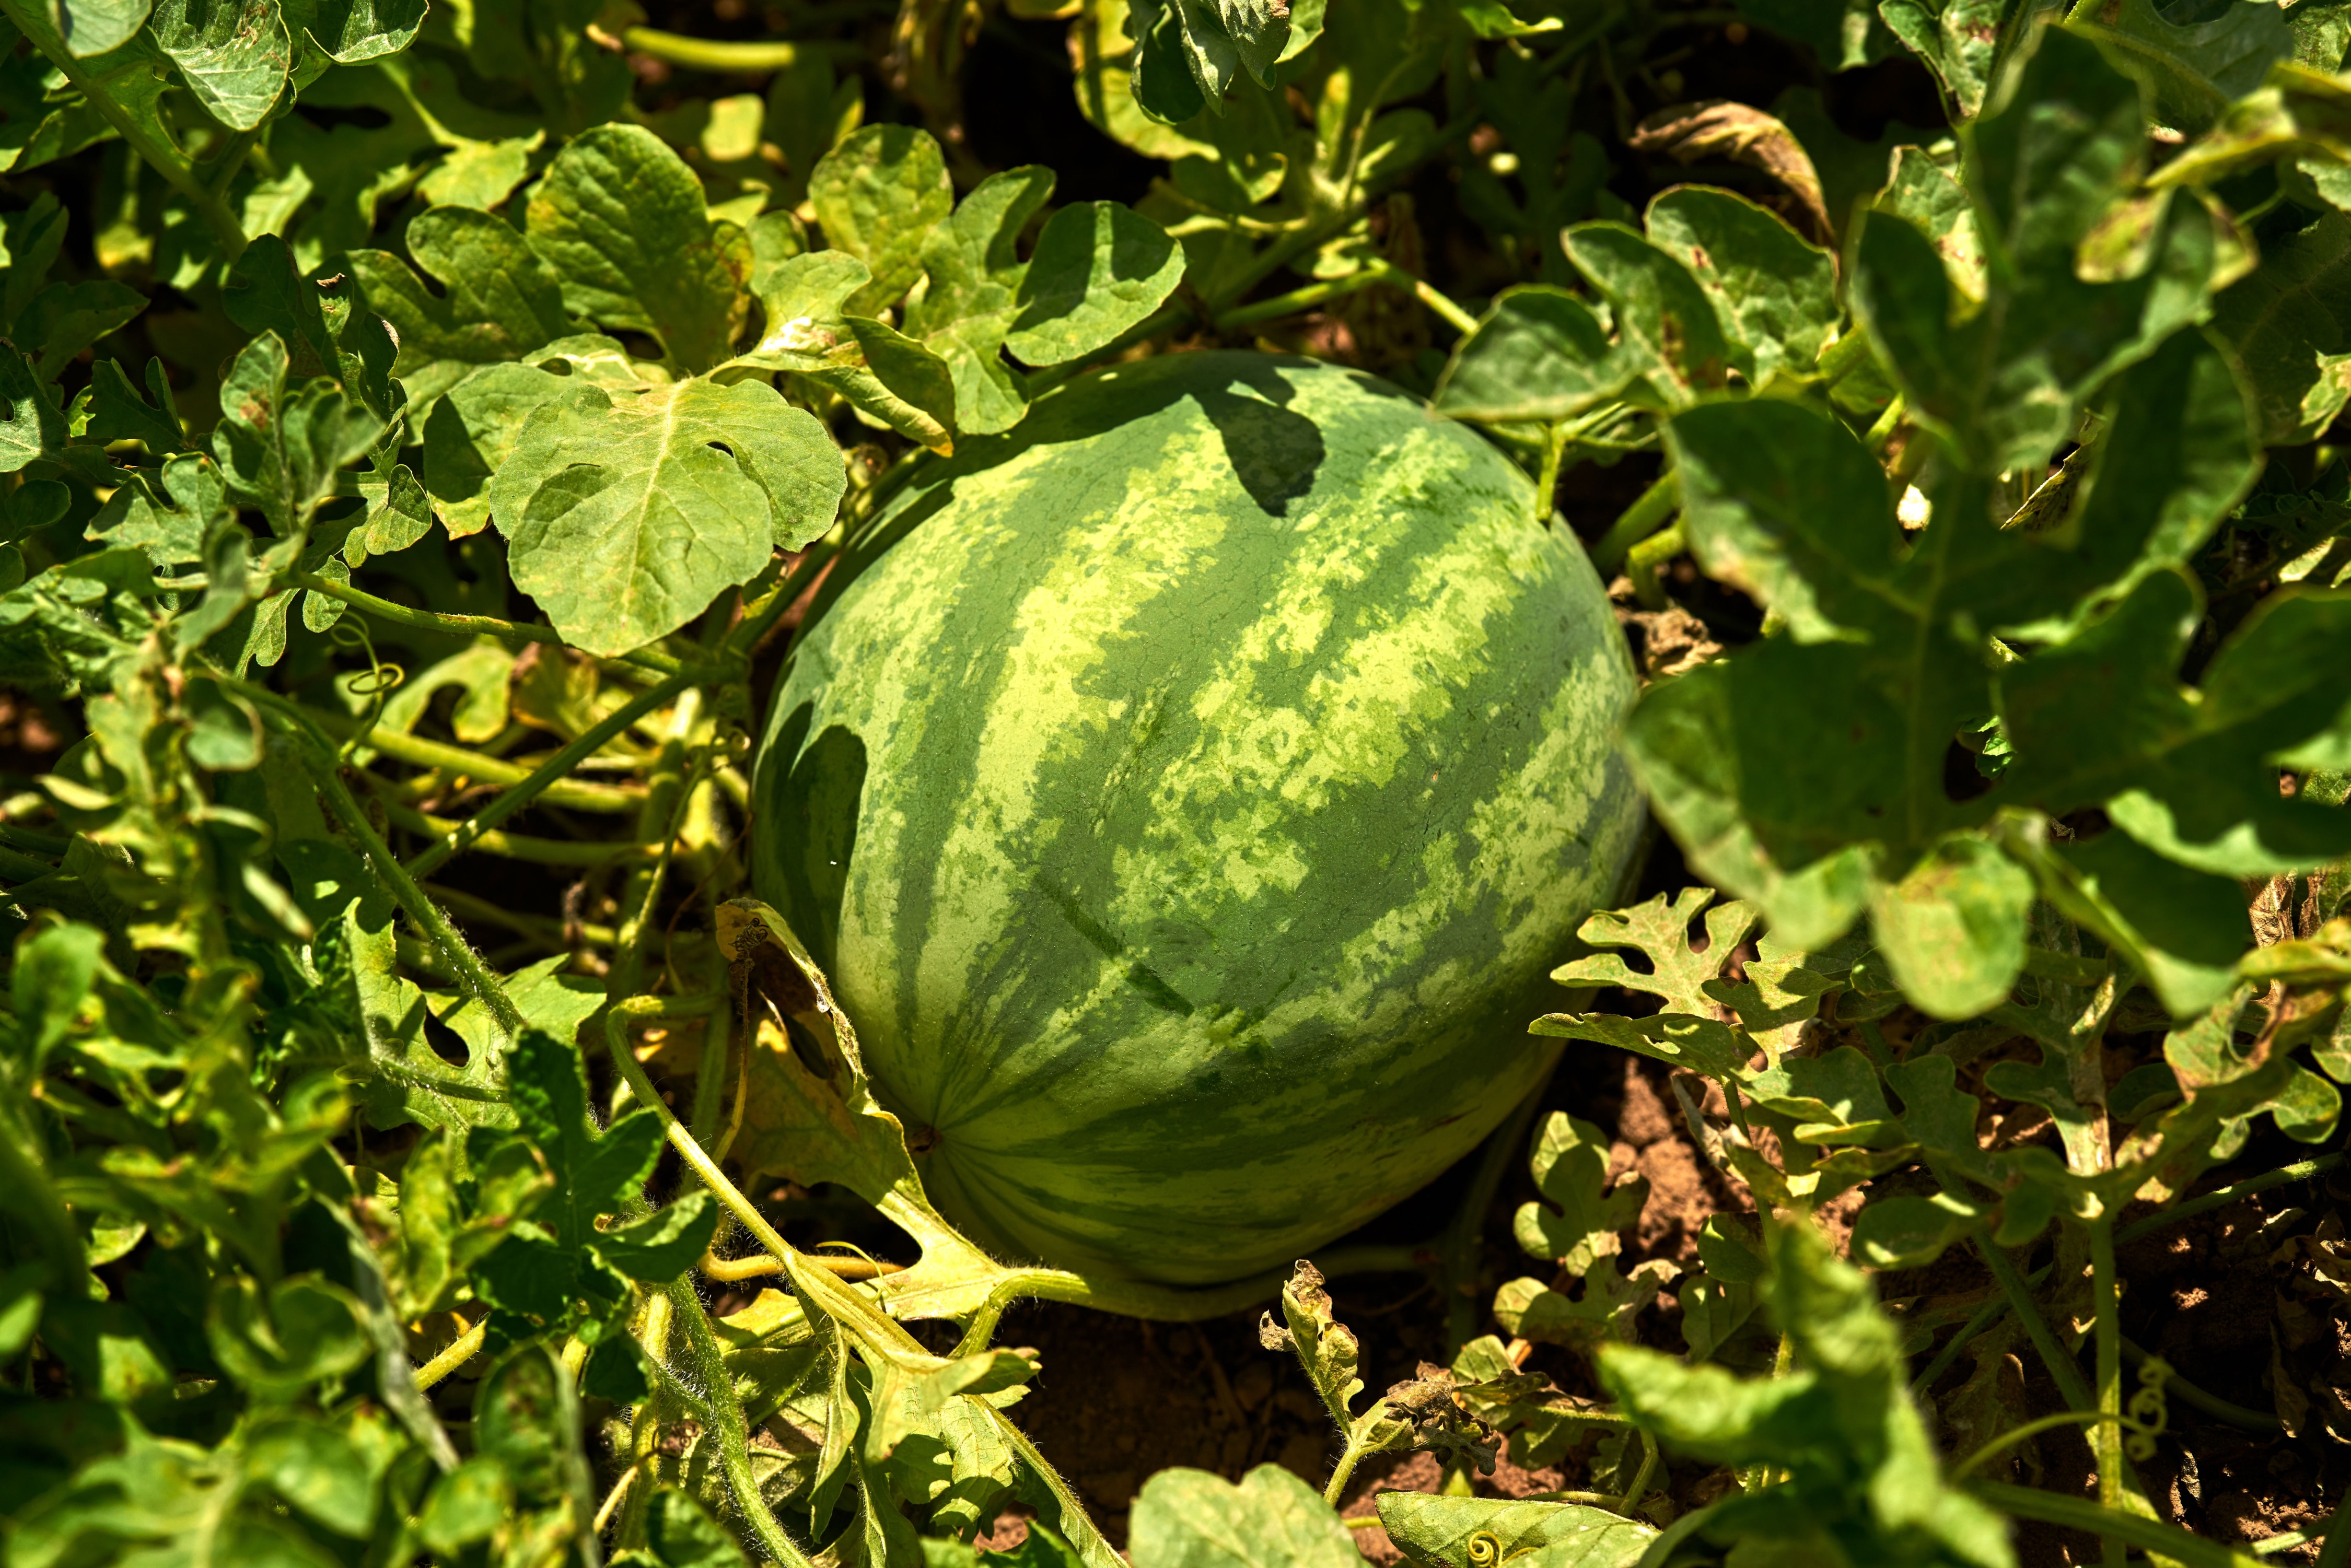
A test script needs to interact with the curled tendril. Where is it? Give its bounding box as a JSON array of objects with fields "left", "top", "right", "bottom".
[
  {"left": 326, "top": 617, "right": 404, "bottom": 760},
  {"left": 2124, "top": 1355, "right": 2171, "bottom": 1461},
  {"left": 1465, "top": 1533, "right": 1535, "bottom": 1568}
]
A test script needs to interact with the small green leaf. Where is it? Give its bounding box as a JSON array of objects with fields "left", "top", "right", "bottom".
[
  {"left": 280, "top": 0, "right": 427, "bottom": 63},
  {"left": 1005, "top": 201, "right": 1184, "bottom": 366},
  {"left": 204, "top": 1274, "right": 371, "bottom": 1399},
  {"left": 149, "top": 0, "right": 292, "bottom": 132},
  {"left": 643, "top": 1490, "right": 750, "bottom": 1568},
  {"left": 1431, "top": 286, "right": 1631, "bottom": 424},
  {"left": 595, "top": 1191, "right": 719, "bottom": 1283},
  {"left": 0, "top": 350, "right": 71, "bottom": 472},
  {"left": 841, "top": 315, "right": 958, "bottom": 453},
  {"left": 1562, "top": 221, "right": 1731, "bottom": 405},
  {"left": 79, "top": 357, "right": 183, "bottom": 453},
  {"left": 244, "top": 1412, "right": 380, "bottom": 1537},
  {"left": 1514, "top": 1110, "right": 1646, "bottom": 1273},
  {"left": 416, "top": 1457, "right": 509, "bottom": 1554},
  {"left": 1865, "top": 832, "right": 2033, "bottom": 1020},
  {"left": 1643, "top": 185, "right": 1836, "bottom": 385},
  {"left": 1550, "top": 886, "right": 1757, "bottom": 1014},
  {"left": 1257, "top": 1259, "right": 1363, "bottom": 1425},
  {"left": 1849, "top": 1190, "right": 1983, "bottom": 1270},
  {"left": 17, "top": 280, "right": 145, "bottom": 381},
  {"left": 53, "top": 0, "right": 151, "bottom": 57}
]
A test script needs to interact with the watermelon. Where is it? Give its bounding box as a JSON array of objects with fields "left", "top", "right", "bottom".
[{"left": 753, "top": 350, "right": 1645, "bottom": 1286}]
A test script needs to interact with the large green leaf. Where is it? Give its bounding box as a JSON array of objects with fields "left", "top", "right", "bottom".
[
  {"left": 2074, "top": 0, "right": 2296, "bottom": 134},
  {"left": 487, "top": 377, "right": 846, "bottom": 654},
  {"left": 525, "top": 124, "right": 751, "bottom": 372},
  {"left": 1643, "top": 186, "right": 1836, "bottom": 387},
  {"left": 807, "top": 124, "right": 954, "bottom": 318},
  {"left": 347, "top": 206, "right": 576, "bottom": 417},
  {"left": 2209, "top": 207, "right": 2351, "bottom": 447},
  {"left": 1376, "top": 1495, "right": 1653, "bottom": 1568},
  {"left": 1852, "top": 26, "right": 2209, "bottom": 477},
  {"left": 1004, "top": 201, "right": 1185, "bottom": 367},
  {"left": 1430, "top": 286, "right": 1633, "bottom": 424},
  {"left": 1127, "top": 1466, "right": 1358, "bottom": 1568},
  {"left": 1636, "top": 325, "right": 2254, "bottom": 980}
]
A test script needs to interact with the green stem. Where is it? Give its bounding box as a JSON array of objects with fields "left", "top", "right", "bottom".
[
  {"left": 1919, "top": 1154, "right": 2345, "bottom": 1393},
  {"left": 601, "top": 1004, "right": 924, "bottom": 1365},
  {"left": 726, "top": 542, "right": 840, "bottom": 664},
  {"left": 422, "top": 882, "right": 617, "bottom": 948},
  {"left": 414, "top": 1319, "right": 488, "bottom": 1391},
  {"left": 301, "top": 706, "right": 643, "bottom": 814},
  {"left": 1217, "top": 270, "right": 1390, "bottom": 331},
  {"left": 0, "top": 0, "right": 247, "bottom": 259},
  {"left": 1815, "top": 330, "right": 1873, "bottom": 384},
  {"left": 402, "top": 671, "right": 696, "bottom": 880},
  {"left": 1627, "top": 521, "right": 1684, "bottom": 610},
  {"left": 0, "top": 844, "right": 59, "bottom": 881},
  {"left": 1442, "top": 1085, "right": 1547, "bottom": 1355},
  {"left": 1532, "top": 421, "right": 1570, "bottom": 532},
  {"left": 2089, "top": 1214, "right": 2122, "bottom": 1565},
  {"left": 1216, "top": 262, "right": 1478, "bottom": 337},
  {"left": 0, "top": 823, "right": 69, "bottom": 857},
  {"left": 1951, "top": 1410, "right": 2142, "bottom": 1480},
  {"left": 2118, "top": 1335, "right": 2277, "bottom": 1432},
  {"left": 614, "top": 1288, "right": 674, "bottom": 1551},
  {"left": 1618, "top": 1427, "right": 1659, "bottom": 1515},
  {"left": 616, "top": 25, "right": 860, "bottom": 71},
  {"left": 1975, "top": 1235, "right": 2096, "bottom": 1413},
  {"left": 2113, "top": 1153, "right": 2343, "bottom": 1246},
  {"left": 292, "top": 571, "right": 698, "bottom": 680},
  {"left": 947, "top": 1243, "right": 1431, "bottom": 1355},
  {"left": 1865, "top": 393, "right": 1907, "bottom": 451},
  {"left": 246, "top": 688, "right": 528, "bottom": 1041},
  {"left": 1968, "top": 1482, "right": 2265, "bottom": 1568},
  {"left": 665, "top": 1274, "right": 820, "bottom": 1568},
  {"left": 1324, "top": 1433, "right": 1373, "bottom": 1508},
  {"left": 1912, "top": 1289, "right": 2012, "bottom": 1397},
  {"left": 375, "top": 796, "right": 656, "bottom": 868},
  {"left": 1590, "top": 470, "right": 1678, "bottom": 576},
  {"left": 2319, "top": 1481, "right": 2350, "bottom": 1568}
]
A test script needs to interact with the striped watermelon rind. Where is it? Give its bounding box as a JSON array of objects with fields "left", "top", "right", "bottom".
[{"left": 755, "top": 350, "right": 1645, "bottom": 1285}]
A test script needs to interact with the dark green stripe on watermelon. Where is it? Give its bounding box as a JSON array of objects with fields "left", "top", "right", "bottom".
[{"left": 756, "top": 350, "right": 1644, "bottom": 1285}]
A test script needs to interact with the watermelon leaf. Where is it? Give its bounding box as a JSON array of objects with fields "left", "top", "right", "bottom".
[
  {"left": 525, "top": 125, "right": 753, "bottom": 374},
  {"left": 488, "top": 377, "right": 846, "bottom": 655},
  {"left": 1374, "top": 1493, "right": 1656, "bottom": 1568},
  {"left": 1005, "top": 201, "right": 1186, "bottom": 367},
  {"left": 345, "top": 206, "right": 578, "bottom": 422},
  {"left": 1128, "top": 1466, "right": 1360, "bottom": 1568},
  {"left": 808, "top": 124, "right": 957, "bottom": 318}
]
